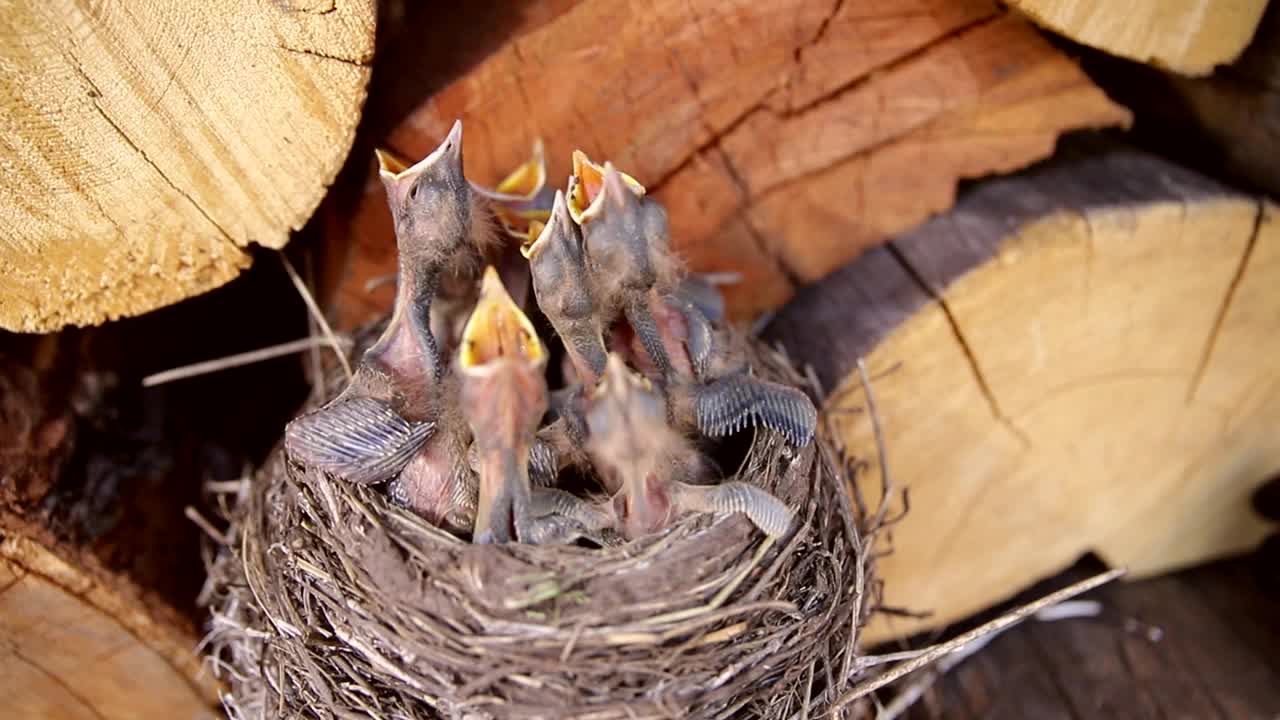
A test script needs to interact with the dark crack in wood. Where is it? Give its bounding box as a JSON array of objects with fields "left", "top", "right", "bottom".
[
  {"left": 1186, "top": 199, "right": 1265, "bottom": 403},
  {"left": 8, "top": 646, "right": 110, "bottom": 720},
  {"left": 647, "top": 11, "right": 1000, "bottom": 195},
  {"left": 886, "top": 242, "right": 1032, "bottom": 449},
  {"left": 276, "top": 43, "right": 372, "bottom": 67}
]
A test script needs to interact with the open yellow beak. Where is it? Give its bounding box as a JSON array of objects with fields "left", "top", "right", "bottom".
[
  {"left": 375, "top": 119, "right": 464, "bottom": 183},
  {"left": 567, "top": 149, "right": 646, "bottom": 224},
  {"left": 494, "top": 139, "right": 547, "bottom": 198},
  {"left": 471, "top": 139, "right": 554, "bottom": 238},
  {"left": 459, "top": 266, "right": 546, "bottom": 369}
]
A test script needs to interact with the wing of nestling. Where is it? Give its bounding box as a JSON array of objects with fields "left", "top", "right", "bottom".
[{"left": 285, "top": 396, "right": 436, "bottom": 486}]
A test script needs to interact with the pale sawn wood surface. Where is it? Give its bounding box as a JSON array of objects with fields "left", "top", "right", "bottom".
[
  {"left": 0, "top": 536, "right": 219, "bottom": 719},
  {"left": 0, "top": 0, "right": 376, "bottom": 333},
  {"left": 767, "top": 141, "right": 1279, "bottom": 644},
  {"left": 1006, "top": 0, "right": 1269, "bottom": 76}
]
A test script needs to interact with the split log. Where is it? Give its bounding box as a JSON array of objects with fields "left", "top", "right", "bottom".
[
  {"left": 1078, "top": 0, "right": 1280, "bottom": 198},
  {"left": 320, "top": 0, "right": 1129, "bottom": 329},
  {"left": 0, "top": 0, "right": 376, "bottom": 334},
  {"left": 1005, "top": 0, "right": 1269, "bottom": 76},
  {"left": 766, "top": 139, "right": 1280, "bottom": 644},
  {"left": 0, "top": 338, "right": 219, "bottom": 718}
]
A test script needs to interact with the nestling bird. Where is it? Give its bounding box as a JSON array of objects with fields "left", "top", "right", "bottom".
[
  {"left": 524, "top": 188, "right": 609, "bottom": 389},
  {"left": 282, "top": 154, "right": 453, "bottom": 488},
  {"left": 374, "top": 120, "right": 515, "bottom": 377},
  {"left": 284, "top": 121, "right": 492, "bottom": 488},
  {"left": 425, "top": 140, "right": 554, "bottom": 357},
  {"left": 574, "top": 158, "right": 818, "bottom": 448},
  {"left": 571, "top": 155, "right": 680, "bottom": 382},
  {"left": 456, "top": 266, "right": 606, "bottom": 544},
  {"left": 282, "top": 200, "right": 475, "bottom": 532},
  {"left": 585, "top": 353, "right": 794, "bottom": 541}
]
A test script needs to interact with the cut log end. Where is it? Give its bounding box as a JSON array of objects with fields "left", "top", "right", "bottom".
[
  {"left": 1007, "top": 0, "right": 1270, "bottom": 76},
  {"left": 0, "top": 537, "right": 220, "bottom": 720},
  {"left": 768, "top": 140, "right": 1280, "bottom": 644},
  {"left": 0, "top": 341, "right": 220, "bottom": 717},
  {"left": 0, "top": 0, "right": 377, "bottom": 333}
]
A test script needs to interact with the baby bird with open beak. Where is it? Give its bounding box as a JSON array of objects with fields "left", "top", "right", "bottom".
[
  {"left": 570, "top": 155, "right": 817, "bottom": 449},
  {"left": 282, "top": 145, "right": 455, "bottom": 488},
  {"left": 570, "top": 152, "right": 678, "bottom": 382},
  {"left": 585, "top": 354, "right": 794, "bottom": 541},
  {"left": 284, "top": 122, "right": 493, "bottom": 497},
  {"left": 524, "top": 188, "right": 608, "bottom": 389},
  {"left": 375, "top": 120, "right": 519, "bottom": 375},
  {"left": 457, "top": 266, "right": 608, "bottom": 544}
]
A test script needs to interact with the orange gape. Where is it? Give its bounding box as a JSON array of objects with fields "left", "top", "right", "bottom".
[
  {"left": 567, "top": 149, "right": 647, "bottom": 223},
  {"left": 573, "top": 152, "right": 606, "bottom": 211}
]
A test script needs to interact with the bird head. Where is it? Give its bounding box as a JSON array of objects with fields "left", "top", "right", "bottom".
[
  {"left": 566, "top": 150, "right": 645, "bottom": 225},
  {"left": 585, "top": 354, "right": 680, "bottom": 537},
  {"left": 376, "top": 119, "right": 472, "bottom": 269},
  {"left": 456, "top": 266, "right": 549, "bottom": 543}
]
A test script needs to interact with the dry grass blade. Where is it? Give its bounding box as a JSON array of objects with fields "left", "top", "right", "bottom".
[
  {"left": 142, "top": 336, "right": 352, "bottom": 387},
  {"left": 279, "top": 251, "right": 352, "bottom": 381},
  {"left": 832, "top": 567, "right": 1127, "bottom": 710},
  {"left": 872, "top": 598, "right": 1105, "bottom": 720}
]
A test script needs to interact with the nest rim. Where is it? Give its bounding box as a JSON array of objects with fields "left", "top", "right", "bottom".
[{"left": 204, "top": 340, "right": 883, "bottom": 720}]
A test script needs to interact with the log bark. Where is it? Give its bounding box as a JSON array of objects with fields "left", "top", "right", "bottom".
[
  {"left": 320, "top": 0, "right": 1129, "bottom": 330},
  {"left": 0, "top": 338, "right": 220, "bottom": 718},
  {"left": 0, "top": 0, "right": 376, "bottom": 334},
  {"left": 766, "top": 138, "right": 1280, "bottom": 644},
  {"left": 1006, "top": 0, "right": 1269, "bottom": 76}
]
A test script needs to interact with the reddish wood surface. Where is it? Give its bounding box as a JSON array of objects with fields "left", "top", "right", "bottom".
[{"left": 320, "top": 0, "right": 1129, "bottom": 330}]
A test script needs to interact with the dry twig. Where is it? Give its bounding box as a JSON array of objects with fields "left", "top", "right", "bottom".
[
  {"left": 279, "top": 251, "right": 352, "bottom": 381},
  {"left": 832, "top": 567, "right": 1126, "bottom": 711}
]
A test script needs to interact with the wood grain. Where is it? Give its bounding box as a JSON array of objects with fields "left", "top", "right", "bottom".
[
  {"left": 322, "top": 0, "right": 1128, "bottom": 329},
  {"left": 0, "top": 336, "right": 223, "bottom": 717},
  {"left": 0, "top": 537, "right": 219, "bottom": 720},
  {"left": 1006, "top": 0, "right": 1269, "bottom": 76},
  {"left": 767, "top": 141, "right": 1280, "bottom": 643},
  {"left": 0, "top": 0, "right": 376, "bottom": 333}
]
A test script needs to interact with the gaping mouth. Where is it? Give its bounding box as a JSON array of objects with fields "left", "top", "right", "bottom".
[
  {"left": 375, "top": 119, "right": 464, "bottom": 182},
  {"left": 459, "top": 266, "right": 546, "bottom": 369},
  {"left": 520, "top": 219, "right": 547, "bottom": 258},
  {"left": 480, "top": 141, "right": 555, "bottom": 238},
  {"left": 374, "top": 148, "right": 410, "bottom": 176},
  {"left": 567, "top": 150, "right": 646, "bottom": 224},
  {"left": 493, "top": 139, "right": 547, "bottom": 198}
]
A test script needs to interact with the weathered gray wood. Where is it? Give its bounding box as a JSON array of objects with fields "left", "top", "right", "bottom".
[{"left": 898, "top": 545, "right": 1280, "bottom": 719}]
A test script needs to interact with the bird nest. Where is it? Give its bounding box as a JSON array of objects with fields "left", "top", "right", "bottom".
[{"left": 202, "top": 336, "right": 885, "bottom": 719}]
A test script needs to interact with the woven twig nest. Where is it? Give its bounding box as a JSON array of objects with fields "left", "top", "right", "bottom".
[{"left": 204, "top": 338, "right": 880, "bottom": 719}]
